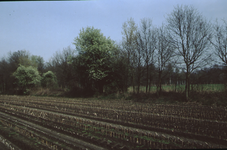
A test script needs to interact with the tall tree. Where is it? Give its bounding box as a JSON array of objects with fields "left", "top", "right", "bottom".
[
  {"left": 108, "top": 43, "right": 129, "bottom": 93},
  {"left": 31, "top": 55, "right": 45, "bottom": 74},
  {"left": 211, "top": 20, "right": 227, "bottom": 65},
  {"left": 0, "top": 57, "right": 9, "bottom": 93},
  {"left": 167, "top": 5, "right": 212, "bottom": 100},
  {"left": 46, "top": 46, "right": 75, "bottom": 89},
  {"left": 73, "top": 26, "right": 116, "bottom": 94},
  {"left": 135, "top": 31, "right": 143, "bottom": 93},
  {"left": 156, "top": 25, "right": 175, "bottom": 96},
  {"left": 211, "top": 20, "right": 227, "bottom": 88},
  {"left": 122, "top": 18, "right": 138, "bottom": 93},
  {"left": 137, "top": 18, "right": 157, "bottom": 93}
]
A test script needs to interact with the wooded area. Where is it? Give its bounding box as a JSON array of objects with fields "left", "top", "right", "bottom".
[{"left": 0, "top": 5, "right": 226, "bottom": 101}]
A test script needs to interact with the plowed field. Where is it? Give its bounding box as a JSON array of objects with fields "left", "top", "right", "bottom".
[{"left": 0, "top": 95, "right": 226, "bottom": 149}]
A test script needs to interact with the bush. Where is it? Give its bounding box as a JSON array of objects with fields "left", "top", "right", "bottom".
[
  {"left": 41, "top": 71, "right": 58, "bottom": 89},
  {"left": 13, "top": 65, "right": 41, "bottom": 94}
]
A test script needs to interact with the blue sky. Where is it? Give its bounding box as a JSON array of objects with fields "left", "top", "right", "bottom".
[{"left": 0, "top": 0, "right": 227, "bottom": 62}]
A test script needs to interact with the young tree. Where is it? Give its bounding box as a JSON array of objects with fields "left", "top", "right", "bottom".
[
  {"left": 73, "top": 26, "right": 117, "bottom": 94},
  {"left": 13, "top": 65, "right": 41, "bottom": 94},
  {"left": 166, "top": 5, "right": 212, "bottom": 100}
]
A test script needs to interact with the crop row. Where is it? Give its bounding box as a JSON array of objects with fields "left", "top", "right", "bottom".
[
  {"left": 0, "top": 133, "right": 21, "bottom": 150},
  {"left": 0, "top": 116, "right": 71, "bottom": 150},
  {"left": 0, "top": 105, "right": 134, "bottom": 150},
  {"left": 1, "top": 95, "right": 226, "bottom": 121},
  {"left": 0, "top": 110, "right": 102, "bottom": 150},
  {"left": 2, "top": 98, "right": 226, "bottom": 141},
  {"left": 0, "top": 103, "right": 225, "bottom": 149}
]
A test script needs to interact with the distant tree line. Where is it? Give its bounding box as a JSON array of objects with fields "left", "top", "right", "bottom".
[{"left": 0, "top": 5, "right": 226, "bottom": 100}]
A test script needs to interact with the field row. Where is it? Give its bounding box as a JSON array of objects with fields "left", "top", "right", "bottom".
[
  {"left": 1, "top": 104, "right": 222, "bottom": 149},
  {"left": 0, "top": 95, "right": 226, "bottom": 149},
  {"left": 1, "top": 95, "right": 227, "bottom": 121},
  {"left": 1, "top": 97, "right": 227, "bottom": 142},
  {"left": 0, "top": 110, "right": 111, "bottom": 150}
]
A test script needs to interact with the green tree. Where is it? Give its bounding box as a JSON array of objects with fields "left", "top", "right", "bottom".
[
  {"left": 73, "top": 26, "right": 117, "bottom": 94},
  {"left": 31, "top": 55, "right": 45, "bottom": 74},
  {"left": 13, "top": 65, "right": 41, "bottom": 94},
  {"left": 42, "top": 71, "right": 58, "bottom": 88}
]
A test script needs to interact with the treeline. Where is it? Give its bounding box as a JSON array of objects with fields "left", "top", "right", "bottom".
[{"left": 0, "top": 5, "right": 227, "bottom": 100}]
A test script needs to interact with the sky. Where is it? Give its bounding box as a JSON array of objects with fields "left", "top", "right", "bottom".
[{"left": 0, "top": 0, "right": 227, "bottom": 62}]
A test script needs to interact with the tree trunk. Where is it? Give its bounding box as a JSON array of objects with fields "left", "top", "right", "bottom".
[
  {"left": 137, "top": 75, "right": 140, "bottom": 94},
  {"left": 137, "top": 66, "right": 141, "bottom": 94},
  {"left": 148, "top": 73, "right": 153, "bottom": 93},
  {"left": 132, "top": 74, "right": 135, "bottom": 93},
  {"left": 158, "top": 70, "right": 162, "bottom": 97},
  {"left": 146, "top": 63, "right": 149, "bottom": 93},
  {"left": 185, "top": 71, "right": 189, "bottom": 101}
]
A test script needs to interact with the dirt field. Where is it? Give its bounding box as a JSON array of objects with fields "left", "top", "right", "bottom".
[{"left": 0, "top": 95, "right": 226, "bottom": 149}]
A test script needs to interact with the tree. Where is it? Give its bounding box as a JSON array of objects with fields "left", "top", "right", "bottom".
[
  {"left": 0, "top": 50, "right": 45, "bottom": 94},
  {"left": 42, "top": 71, "right": 58, "bottom": 88},
  {"left": 31, "top": 55, "right": 45, "bottom": 74},
  {"left": 167, "top": 5, "right": 212, "bottom": 100},
  {"left": 211, "top": 20, "right": 227, "bottom": 88},
  {"left": 155, "top": 25, "right": 175, "bottom": 96},
  {"left": 46, "top": 46, "right": 75, "bottom": 89},
  {"left": 211, "top": 20, "right": 227, "bottom": 65},
  {"left": 2, "top": 50, "right": 31, "bottom": 92},
  {"left": 135, "top": 31, "right": 143, "bottom": 93},
  {"left": 173, "top": 67, "right": 180, "bottom": 92},
  {"left": 13, "top": 65, "right": 41, "bottom": 94},
  {"left": 0, "top": 57, "right": 9, "bottom": 93},
  {"left": 73, "top": 26, "right": 117, "bottom": 94},
  {"left": 137, "top": 18, "right": 157, "bottom": 93},
  {"left": 122, "top": 18, "right": 138, "bottom": 93},
  {"left": 8, "top": 50, "right": 30, "bottom": 71}
]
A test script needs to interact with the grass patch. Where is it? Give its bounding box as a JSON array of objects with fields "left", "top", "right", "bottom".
[{"left": 128, "top": 84, "right": 225, "bottom": 93}]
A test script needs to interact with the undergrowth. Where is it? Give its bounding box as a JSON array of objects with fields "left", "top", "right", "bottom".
[{"left": 12, "top": 86, "right": 227, "bottom": 107}]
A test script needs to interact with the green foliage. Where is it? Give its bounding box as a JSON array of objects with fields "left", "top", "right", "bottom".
[
  {"left": 18, "top": 53, "right": 43, "bottom": 70},
  {"left": 31, "top": 55, "right": 45, "bottom": 74},
  {"left": 73, "top": 26, "right": 118, "bottom": 94},
  {"left": 41, "top": 71, "right": 58, "bottom": 88},
  {"left": 13, "top": 65, "right": 42, "bottom": 94}
]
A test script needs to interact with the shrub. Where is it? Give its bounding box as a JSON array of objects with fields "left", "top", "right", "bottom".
[
  {"left": 13, "top": 65, "right": 41, "bottom": 94},
  {"left": 41, "top": 71, "right": 58, "bottom": 89}
]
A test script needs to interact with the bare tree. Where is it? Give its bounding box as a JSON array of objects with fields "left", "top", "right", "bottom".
[
  {"left": 155, "top": 25, "right": 175, "bottom": 96},
  {"left": 167, "top": 5, "right": 212, "bottom": 100},
  {"left": 211, "top": 19, "right": 227, "bottom": 88},
  {"left": 122, "top": 18, "right": 138, "bottom": 93},
  {"left": 137, "top": 18, "right": 156, "bottom": 93},
  {"left": 211, "top": 20, "right": 227, "bottom": 65},
  {"left": 46, "top": 46, "right": 75, "bottom": 89},
  {"left": 135, "top": 31, "right": 142, "bottom": 93}
]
